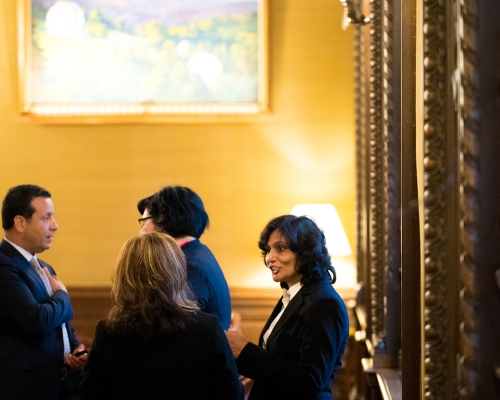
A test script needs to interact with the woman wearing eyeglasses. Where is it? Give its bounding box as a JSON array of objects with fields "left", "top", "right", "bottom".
[
  {"left": 137, "top": 186, "right": 231, "bottom": 330},
  {"left": 80, "top": 232, "right": 243, "bottom": 400},
  {"left": 225, "top": 215, "right": 349, "bottom": 400}
]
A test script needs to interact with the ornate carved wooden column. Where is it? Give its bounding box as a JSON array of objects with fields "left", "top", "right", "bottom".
[
  {"left": 353, "top": 0, "right": 371, "bottom": 300},
  {"left": 366, "top": 0, "right": 388, "bottom": 351},
  {"left": 351, "top": 0, "right": 500, "bottom": 398},
  {"left": 421, "top": 0, "right": 461, "bottom": 398},
  {"left": 457, "top": 0, "right": 481, "bottom": 394},
  {"left": 400, "top": 0, "right": 421, "bottom": 397},
  {"left": 352, "top": 0, "right": 401, "bottom": 364}
]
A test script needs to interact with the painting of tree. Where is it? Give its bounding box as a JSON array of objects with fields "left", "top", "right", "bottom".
[{"left": 23, "top": 0, "right": 266, "bottom": 118}]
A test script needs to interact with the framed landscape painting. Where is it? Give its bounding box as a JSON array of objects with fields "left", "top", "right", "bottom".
[{"left": 18, "top": 0, "right": 268, "bottom": 123}]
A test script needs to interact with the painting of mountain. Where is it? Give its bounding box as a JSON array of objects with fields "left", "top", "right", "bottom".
[{"left": 28, "top": 0, "right": 264, "bottom": 108}]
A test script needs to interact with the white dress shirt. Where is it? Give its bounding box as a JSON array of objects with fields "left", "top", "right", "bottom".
[{"left": 263, "top": 282, "right": 303, "bottom": 348}]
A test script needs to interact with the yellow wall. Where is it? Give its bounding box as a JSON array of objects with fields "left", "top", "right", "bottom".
[{"left": 0, "top": 0, "right": 355, "bottom": 288}]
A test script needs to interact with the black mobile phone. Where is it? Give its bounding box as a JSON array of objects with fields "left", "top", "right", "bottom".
[{"left": 74, "top": 349, "right": 88, "bottom": 357}]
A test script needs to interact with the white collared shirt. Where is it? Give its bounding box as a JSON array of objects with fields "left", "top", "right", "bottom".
[
  {"left": 4, "top": 237, "right": 35, "bottom": 261},
  {"left": 263, "top": 281, "right": 303, "bottom": 348},
  {"left": 287, "top": 281, "right": 303, "bottom": 302}
]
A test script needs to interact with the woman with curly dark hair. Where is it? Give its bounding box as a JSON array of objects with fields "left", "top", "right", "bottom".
[
  {"left": 225, "top": 215, "right": 349, "bottom": 400},
  {"left": 81, "top": 232, "right": 243, "bottom": 400}
]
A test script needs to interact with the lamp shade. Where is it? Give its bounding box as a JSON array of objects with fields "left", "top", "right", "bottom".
[{"left": 291, "top": 204, "right": 352, "bottom": 256}]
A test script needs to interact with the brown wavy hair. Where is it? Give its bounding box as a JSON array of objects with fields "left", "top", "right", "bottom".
[{"left": 106, "top": 232, "right": 199, "bottom": 339}]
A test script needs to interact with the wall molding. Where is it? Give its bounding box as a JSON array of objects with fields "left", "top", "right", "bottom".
[{"left": 68, "top": 286, "right": 356, "bottom": 345}]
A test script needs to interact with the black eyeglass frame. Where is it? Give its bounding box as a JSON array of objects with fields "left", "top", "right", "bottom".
[{"left": 138, "top": 216, "right": 156, "bottom": 228}]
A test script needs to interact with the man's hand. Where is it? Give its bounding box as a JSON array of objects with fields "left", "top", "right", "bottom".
[
  {"left": 224, "top": 330, "right": 250, "bottom": 359},
  {"left": 64, "top": 344, "right": 88, "bottom": 371},
  {"left": 43, "top": 267, "right": 68, "bottom": 293}
]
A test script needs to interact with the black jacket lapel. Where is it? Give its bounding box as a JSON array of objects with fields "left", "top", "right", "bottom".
[
  {"left": 265, "top": 278, "right": 329, "bottom": 347},
  {"left": 265, "top": 290, "right": 304, "bottom": 346},
  {"left": 258, "top": 299, "right": 284, "bottom": 346}
]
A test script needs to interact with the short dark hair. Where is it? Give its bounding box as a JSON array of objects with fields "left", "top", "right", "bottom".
[
  {"left": 258, "top": 215, "right": 337, "bottom": 285},
  {"left": 2, "top": 184, "right": 51, "bottom": 230},
  {"left": 137, "top": 186, "right": 209, "bottom": 238}
]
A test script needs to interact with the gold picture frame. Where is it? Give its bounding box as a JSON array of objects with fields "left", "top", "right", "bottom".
[{"left": 18, "top": 0, "right": 268, "bottom": 124}]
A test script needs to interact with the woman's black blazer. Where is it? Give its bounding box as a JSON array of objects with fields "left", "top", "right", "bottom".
[
  {"left": 236, "top": 276, "right": 349, "bottom": 400},
  {"left": 80, "top": 311, "right": 244, "bottom": 400}
]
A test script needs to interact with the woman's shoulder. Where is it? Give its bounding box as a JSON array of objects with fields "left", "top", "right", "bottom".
[
  {"left": 95, "top": 319, "right": 106, "bottom": 331},
  {"left": 184, "top": 311, "right": 225, "bottom": 336},
  {"left": 189, "top": 310, "right": 220, "bottom": 326},
  {"left": 303, "top": 276, "right": 338, "bottom": 295},
  {"left": 94, "top": 319, "right": 113, "bottom": 338},
  {"left": 302, "top": 281, "right": 347, "bottom": 310}
]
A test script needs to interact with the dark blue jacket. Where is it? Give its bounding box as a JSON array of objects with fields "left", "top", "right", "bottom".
[
  {"left": 0, "top": 240, "right": 78, "bottom": 400},
  {"left": 182, "top": 239, "right": 232, "bottom": 330}
]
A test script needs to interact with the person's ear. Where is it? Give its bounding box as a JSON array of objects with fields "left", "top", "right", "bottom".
[{"left": 13, "top": 215, "right": 26, "bottom": 232}]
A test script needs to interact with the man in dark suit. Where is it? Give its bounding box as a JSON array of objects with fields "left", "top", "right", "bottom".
[
  {"left": 225, "top": 215, "right": 349, "bottom": 400},
  {"left": 0, "top": 184, "right": 87, "bottom": 400}
]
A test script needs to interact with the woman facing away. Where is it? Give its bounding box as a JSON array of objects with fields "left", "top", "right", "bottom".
[
  {"left": 137, "top": 185, "right": 232, "bottom": 330},
  {"left": 80, "top": 232, "right": 244, "bottom": 400},
  {"left": 225, "top": 215, "right": 350, "bottom": 400}
]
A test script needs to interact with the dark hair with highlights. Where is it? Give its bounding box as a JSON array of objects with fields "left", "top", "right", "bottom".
[
  {"left": 137, "top": 186, "right": 209, "bottom": 239},
  {"left": 106, "top": 232, "right": 199, "bottom": 340},
  {"left": 258, "top": 215, "right": 337, "bottom": 285},
  {"left": 2, "top": 184, "right": 51, "bottom": 230}
]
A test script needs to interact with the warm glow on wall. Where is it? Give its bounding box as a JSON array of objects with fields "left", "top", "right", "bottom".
[
  {"left": 291, "top": 204, "right": 356, "bottom": 289},
  {"left": 2, "top": 0, "right": 354, "bottom": 288},
  {"left": 291, "top": 204, "right": 352, "bottom": 256}
]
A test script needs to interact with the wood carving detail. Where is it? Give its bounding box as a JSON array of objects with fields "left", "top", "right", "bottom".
[
  {"left": 368, "top": 0, "right": 386, "bottom": 347},
  {"left": 457, "top": 0, "right": 480, "bottom": 397},
  {"left": 354, "top": 6, "right": 367, "bottom": 286},
  {"left": 422, "top": 0, "right": 454, "bottom": 397},
  {"left": 382, "top": 0, "right": 400, "bottom": 321}
]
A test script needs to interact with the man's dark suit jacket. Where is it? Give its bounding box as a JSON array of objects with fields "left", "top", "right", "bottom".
[
  {"left": 182, "top": 239, "right": 232, "bottom": 330},
  {"left": 236, "top": 276, "right": 349, "bottom": 400},
  {"left": 0, "top": 240, "right": 79, "bottom": 400},
  {"left": 80, "top": 311, "right": 244, "bottom": 400}
]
